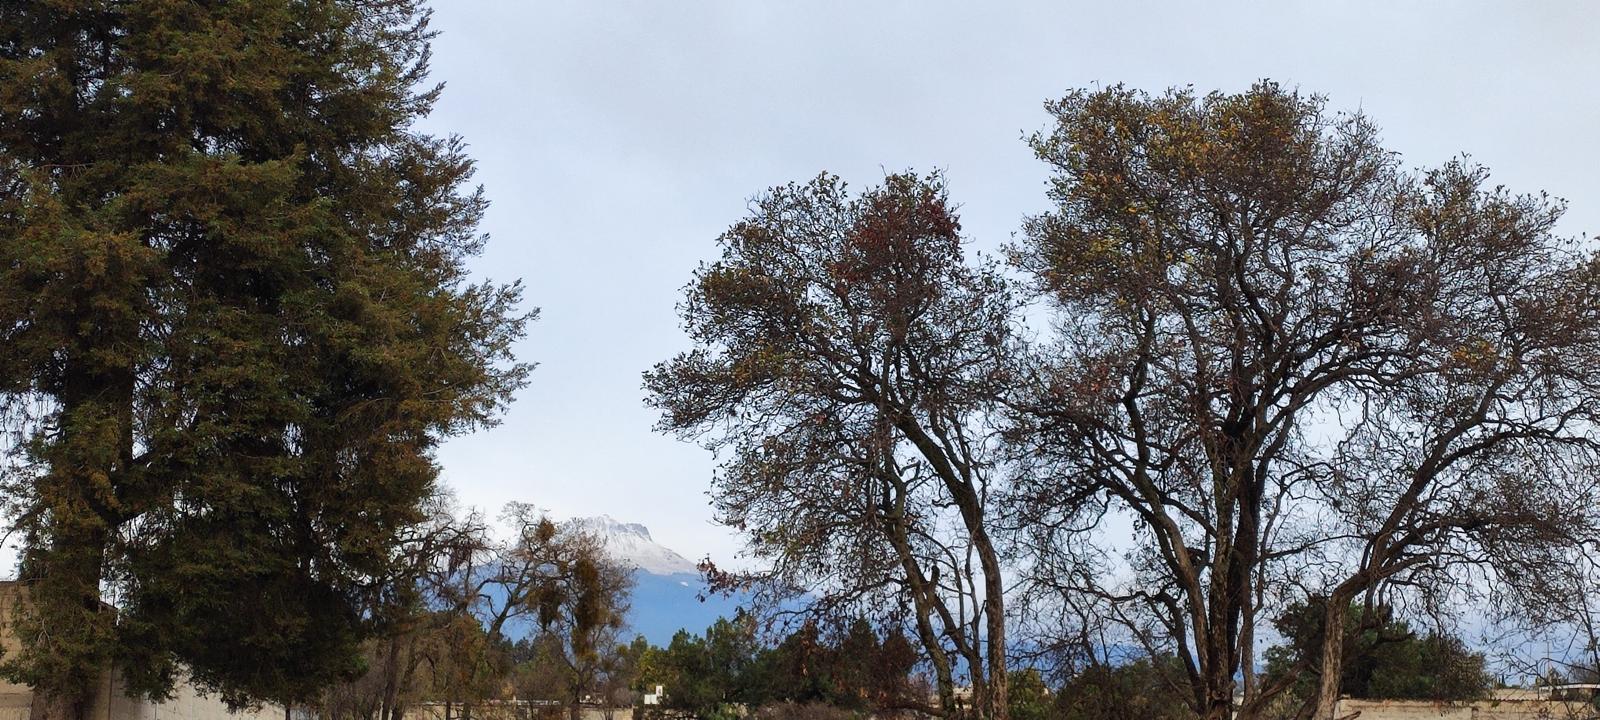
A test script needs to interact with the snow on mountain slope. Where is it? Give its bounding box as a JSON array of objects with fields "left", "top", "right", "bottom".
[
  {"left": 563, "top": 515, "right": 748, "bottom": 644},
  {"left": 569, "top": 515, "right": 700, "bottom": 576},
  {"left": 472, "top": 515, "right": 742, "bottom": 645}
]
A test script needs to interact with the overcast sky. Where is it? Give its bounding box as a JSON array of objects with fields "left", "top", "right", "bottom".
[{"left": 419, "top": 1, "right": 1600, "bottom": 566}]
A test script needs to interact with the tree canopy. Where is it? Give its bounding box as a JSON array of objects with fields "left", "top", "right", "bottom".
[
  {"left": 1010, "top": 82, "right": 1600, "bottom": 720},
  {"left": 646, "top": 171, "right": 1022, "bottom": 719},
  {"left": 652, "top": 82, "right": 1600, "bottom": 720}
]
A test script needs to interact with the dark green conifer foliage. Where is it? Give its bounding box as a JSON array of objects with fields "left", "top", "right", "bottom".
[
  {"left": 1263, "top": 599, "right": 1492, "bottom": 706},
  {"left": 0, "top": 1, "right": 530, "bottom": 715}
]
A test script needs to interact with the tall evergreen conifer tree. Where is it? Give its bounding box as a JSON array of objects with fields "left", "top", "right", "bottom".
[{"left": 0, "top": 2, "right": 530, "bottom": 718}]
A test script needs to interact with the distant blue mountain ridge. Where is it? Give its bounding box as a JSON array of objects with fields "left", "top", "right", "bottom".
[
  {"left": 626, "top": 569, "right": 748, "bottom": 645},
  {"left": 488, "top": 521, "right": 1562, "bottom": 685}
]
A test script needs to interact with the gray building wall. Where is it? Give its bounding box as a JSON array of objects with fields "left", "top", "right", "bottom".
[{"left": 0, "top": 581, "right": 276, "bottom": 720}]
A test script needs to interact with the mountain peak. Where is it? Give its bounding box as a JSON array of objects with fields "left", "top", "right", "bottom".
[
  {"left": 568, "top": 515, "right": 697, "bottom": 576},
  {"left": 576, "top": 514, "right": 656, "bottom": 541}
]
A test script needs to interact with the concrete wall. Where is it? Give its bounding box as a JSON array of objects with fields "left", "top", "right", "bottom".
[
  {"left": 1337, "top": 695, "right": 1599, "bottom": 720},
  {"left": 0, "top": 692, "right": 29, "bottom": 720},
  {"left": 0, "top": 582, "right": 35, "bottom": 720},
  {"left": 1337, "top": 699, "right": 1474, "bottom": 720},
  {"left": 404, "top": 703, "right": 625, "bottom": 720},
  {"left": 0, "top": 581, "right": 276, "bottom": 720},
  {"left": 90, "top": 673, "right": 277, "bottom": 720}
]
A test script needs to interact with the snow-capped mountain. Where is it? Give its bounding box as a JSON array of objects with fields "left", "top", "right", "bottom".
[
  {"left": 566, "top": 515, "right": 745, "bottom": 645},
  {"left": 569, "top": 515, "right": 700, "bottom": 576}
]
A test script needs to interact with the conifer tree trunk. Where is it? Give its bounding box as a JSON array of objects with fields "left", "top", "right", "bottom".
[
  {"left": 25, "top": 360, "right": 133, "bottom": 720},
  {"left": 28, "top": 688, "right": 83, "bottom": 720},
  {"left": 26, "top": 521, "right": 106, "bottom": 720}
]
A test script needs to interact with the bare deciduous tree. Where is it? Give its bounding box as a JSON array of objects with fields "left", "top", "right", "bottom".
[
  {"left": 531, "top": 523, "right": 633, "bottom": 720},
  {"left": 318, "top": 502, "right": 637, "bottom": 720}
]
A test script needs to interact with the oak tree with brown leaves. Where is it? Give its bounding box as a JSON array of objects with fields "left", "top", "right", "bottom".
[
  {"left": 646, "top": 172, "right": 1023, "bottom": 720},
  {"left": 1011, "top": 83, "right": 1600, "bottom": 720}
]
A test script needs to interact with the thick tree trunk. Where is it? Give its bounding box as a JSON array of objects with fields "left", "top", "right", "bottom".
[
  {"left": 929, "top": 459, "right": 1006, "bottom": 720},
  {"left": 1198, "top": 446, "right": 1263, "bottom": 720},
  {"left": 1313, "top": 599, "right": 1350, "bottom": 720},
  {"left": 1201, "top": 638, "right": 1236, "bottom": 720},
  {"left": 381, "top": 636, "right": 403, "bottom": 720},
  {"left": 24, "top": 361, "right": 133, "bottom": 720},
  {"left": 28, "top": 690, "right": 85, "bottom": 720},
  {"left": 1200, "top": 582, "right": 1238, "bottom": 720},
  {"left": 976, "top": 539, "right": 1008, "bottom": 720},
  {"left": 1231, "top": 465, "right": 1264, "bottom": 720},
  {"left": 26, "top": 514, "right": 112, "bottom": 720}
]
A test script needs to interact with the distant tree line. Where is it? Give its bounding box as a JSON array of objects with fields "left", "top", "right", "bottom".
[
  {"left": 625, "top": 615, "right": 924, "bottom": 720},
  {"left": 317, "top": 535, "right": 934, "bottom": 720},
  {"left": 318, "top": 527, "right": 1502, "bottom": 720}
]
